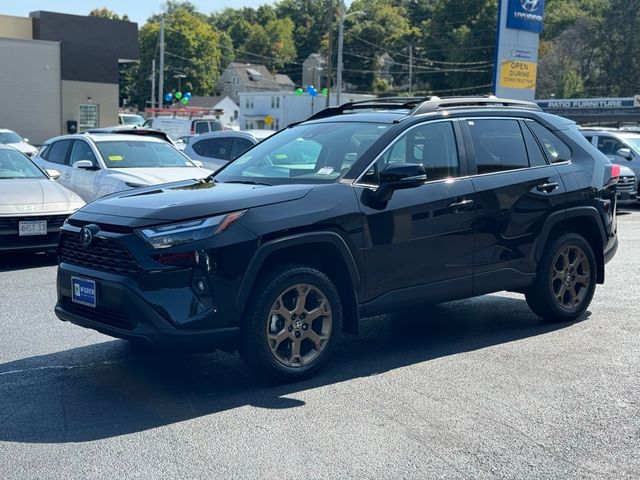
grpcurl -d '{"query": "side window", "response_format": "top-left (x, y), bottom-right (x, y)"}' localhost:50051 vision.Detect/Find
top-left (468, 119), bottom-right (529, 174)
top-left (231, 138), bottom-right (254, 159)
top-left (46, 140), bottom-right (72, 165)
top-left (583, 135), bottom-right (593, 143)
top-left (194, 121), bottom-right (209, 134)
top-left (69, 140), bottom-right (98, 166)
top-left (39, 145), bottom-right (50, 160)
top-left (520, 121), bottom-right (547, 167)
top-left (596, 136), bottom-right (625, 156)
top-left (363, 121), bottom-right (459, 184)
top-left (209, 121), bottom-right (223, 132)
top-left (528, 121), bottom-right (572, 163)
top-left (192, 138), bottom-right (233, 160)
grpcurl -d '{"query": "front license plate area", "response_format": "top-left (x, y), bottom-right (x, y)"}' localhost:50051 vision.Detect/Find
top-left (71, 277), bottom-right (96, 308)
top-left (19, 220), bottom-right (47, 236)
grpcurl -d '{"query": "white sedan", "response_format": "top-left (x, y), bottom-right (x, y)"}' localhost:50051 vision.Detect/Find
top-left (0, 145), bottom-right (84, 252)
top-left (33, 133), bottom-right (212, 202)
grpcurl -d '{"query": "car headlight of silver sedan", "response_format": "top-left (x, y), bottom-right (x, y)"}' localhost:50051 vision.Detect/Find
top-left (136, 211), bottom-right (246, 249)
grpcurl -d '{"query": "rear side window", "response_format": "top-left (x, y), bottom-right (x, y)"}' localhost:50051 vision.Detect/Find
top-left (231, 138), bottom-right (254, 159)
top-left (467, 119), bottom-right (529, 174)
top-left (520, 121), bottom-right (547, 167)
top-left (527, 121), bottom-right (572, 163)
top-left (192, 138), bottom-right (233, 160)
top-left (46, 140), bottom-right (72, 165)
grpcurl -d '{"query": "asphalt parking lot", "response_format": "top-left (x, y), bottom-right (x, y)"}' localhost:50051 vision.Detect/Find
top-left (0, 210), bottom-right (638, 480)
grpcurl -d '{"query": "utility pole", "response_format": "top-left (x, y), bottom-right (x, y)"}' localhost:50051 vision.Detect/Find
top-left (408, 44), bottom-right (413, 96)
top-left (151, 58), bottom-right (156, 109)
top-left (325, 0), bottom-right (333, 108)
top-left (336, 0), bottom-right (345, 106)
top-left (158, 16), bottom-right (165, 109)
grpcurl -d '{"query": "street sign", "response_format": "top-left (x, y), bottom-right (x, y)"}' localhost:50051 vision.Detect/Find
top-left (264, 115), bottom-right (274, 126)
top-left (499, 60), bottom-right (537, 90)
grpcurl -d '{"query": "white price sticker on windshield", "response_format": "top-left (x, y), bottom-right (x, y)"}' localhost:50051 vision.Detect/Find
top-left (317, 167), bottom-right (334, 175)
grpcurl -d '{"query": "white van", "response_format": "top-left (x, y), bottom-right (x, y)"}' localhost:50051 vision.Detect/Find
top-left (142, 117), bottom-right (223, 139)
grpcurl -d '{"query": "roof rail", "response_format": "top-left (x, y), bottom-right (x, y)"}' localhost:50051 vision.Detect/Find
top-left (411, 95), bottom-right (541, 115)
top-left (306, 96), bottom-right (441, 121)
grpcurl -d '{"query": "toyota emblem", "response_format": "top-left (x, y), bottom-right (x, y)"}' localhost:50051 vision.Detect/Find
top-left (80, 225), bottom-right (99, 247)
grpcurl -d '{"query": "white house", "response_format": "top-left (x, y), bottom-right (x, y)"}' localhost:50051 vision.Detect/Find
top-left (186, 95), bottom-right (240, 128)
top-left (239, 91), bottom-right (375, 131)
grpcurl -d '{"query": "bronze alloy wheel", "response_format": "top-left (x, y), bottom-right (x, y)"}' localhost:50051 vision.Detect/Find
top-left (265, 283), bottom-right (332, 368)
top-left (550, 245), bottom-right (591, 310)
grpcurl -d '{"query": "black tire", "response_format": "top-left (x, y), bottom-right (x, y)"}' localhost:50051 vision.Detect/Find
top-left (239, 264), bottom-right (343, 383)
top-left (525, 233), bottom-right (597, 322)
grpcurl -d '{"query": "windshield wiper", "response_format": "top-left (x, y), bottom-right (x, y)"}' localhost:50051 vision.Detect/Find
top-left (221, 180), bottom-right (273, 186)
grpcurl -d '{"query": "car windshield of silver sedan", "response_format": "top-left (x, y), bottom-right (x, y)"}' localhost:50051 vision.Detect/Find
top-left (215, 122), bottom-right (390, 185)
top-left (95, 140), bottom-right (197, 168)
top-left (0, 149), bottom-right (44, 179)
top-left (0, 131), bottom-right (23, 144)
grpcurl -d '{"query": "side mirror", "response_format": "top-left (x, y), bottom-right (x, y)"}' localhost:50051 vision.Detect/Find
top-left (616, 148), bottom-right (633, 160)
top-left (73, 160), bottom-right (97, 170)
top-left (46, 169), bottom-right (61, 179)
top-left (23, 138), bottom-right (29, 143)
top-left (363, 163), bottom-right (427, 208)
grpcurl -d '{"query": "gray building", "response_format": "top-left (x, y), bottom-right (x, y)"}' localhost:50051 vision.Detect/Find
top-left (0, 11), bottom-right (138, 144)
top-left (215, 62), bottom-right (294, 104)
top-left (302, 53), bottom-right (326, 89)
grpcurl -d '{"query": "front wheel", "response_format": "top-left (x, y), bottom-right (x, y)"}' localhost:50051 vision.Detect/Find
top-left (240, 265), bottom-right (342, 383)
top-left (525, 233), bottom-right (597, 322)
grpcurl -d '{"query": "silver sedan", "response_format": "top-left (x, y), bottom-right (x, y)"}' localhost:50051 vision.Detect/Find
top-left (0, 145), bottom-right (84, 252)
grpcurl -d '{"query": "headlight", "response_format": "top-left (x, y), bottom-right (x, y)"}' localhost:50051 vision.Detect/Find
top-left (136, 211), bottom-right (246, 249)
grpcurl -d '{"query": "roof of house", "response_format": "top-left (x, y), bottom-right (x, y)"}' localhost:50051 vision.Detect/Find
top-left (274, 74), bottom-right (295, 88)
top-left (226, 62), bottom-right (280, 90)
top-left (187, 95), bottom-right (238, 109)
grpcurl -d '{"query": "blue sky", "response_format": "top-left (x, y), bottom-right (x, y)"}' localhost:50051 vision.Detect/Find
top-left (1, 1), bottom-right (279, 25)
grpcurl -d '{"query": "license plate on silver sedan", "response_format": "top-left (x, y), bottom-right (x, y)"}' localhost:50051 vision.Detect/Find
top-left (18, 220), bottom-right (47, 236)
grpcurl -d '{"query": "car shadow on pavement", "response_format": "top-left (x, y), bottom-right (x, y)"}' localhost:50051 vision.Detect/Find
top-left (0, 294), bottom-right (585, 444)
top-left (0, 252), bottom-right (58, 272)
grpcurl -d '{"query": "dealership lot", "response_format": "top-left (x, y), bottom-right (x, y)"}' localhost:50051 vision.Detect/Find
top-left (0, 212), bottom-right (638, 479)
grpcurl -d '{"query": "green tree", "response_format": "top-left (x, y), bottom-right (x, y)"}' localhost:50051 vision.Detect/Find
top-left (88, 7), bottom-right (129, 21)
top-left (133, 7), bottom-right (223, 109)
top-left (240, 18), bottom-right (297, 70)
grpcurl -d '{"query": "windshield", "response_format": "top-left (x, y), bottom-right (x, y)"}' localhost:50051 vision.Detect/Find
top-left (622, 136), bottom-right (640, 152)
top-left (0, 149), bottom-right (45, 179)
top-left (0, 131), bottom-right (23, 144)
top-left (120, 115), bottom-right (145, 126)
top-left (95, 141), bottom-right (196, 168)
top-left (215, 122), bottom-right (391, 184)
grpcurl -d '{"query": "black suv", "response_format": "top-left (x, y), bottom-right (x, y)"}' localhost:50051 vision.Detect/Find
top-left (55, 97), bottom-right (619, 382)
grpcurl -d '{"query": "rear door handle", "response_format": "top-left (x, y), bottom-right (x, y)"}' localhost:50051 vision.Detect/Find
top-left (447, 199), bottom-right (474, 212)
top-left (536, 182), bottom-right (559, 193)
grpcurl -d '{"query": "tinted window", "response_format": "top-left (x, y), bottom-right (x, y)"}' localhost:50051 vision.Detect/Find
top-left (209, 121), bottom-right (223, 132)
top-left (193, 138), bottom-right (233, 160)
top-left (231, 138), bottom-right (254, 159)
top-left (70, 140), bottom-right (98, 166)
top-left (47, 140), bottom-right (72, 165)
top-left (194, 121), bottom-right (209, 134)
top-left (468, 119), bottom-right (529, 174)
top-left (520, 121), bottom-right (547, 167)
top-left (528, 122), bottom-right (572, 163)
top-left (596, 136), bottom-right (626, 156)
top-left (364, 121), bottom-right (459, 184)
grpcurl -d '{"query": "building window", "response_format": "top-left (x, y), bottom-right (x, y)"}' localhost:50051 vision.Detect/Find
top-left (78, 104), bottom-right (99, 132)
top-left (275, 118), bottom-right (280, 130)
top-left (234, 110), bottom-right (238, 120)
top-left (271, 96), bottom-right (280, 109)
top-left (245, 98), bottom-right (250, 109)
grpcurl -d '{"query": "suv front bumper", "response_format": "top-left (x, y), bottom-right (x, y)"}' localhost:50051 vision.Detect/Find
top-left (55, 264), bottom-right (240, 352)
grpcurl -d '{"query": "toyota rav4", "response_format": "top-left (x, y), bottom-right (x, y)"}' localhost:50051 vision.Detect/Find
top-left (54, 97), bottom-right (619, 382)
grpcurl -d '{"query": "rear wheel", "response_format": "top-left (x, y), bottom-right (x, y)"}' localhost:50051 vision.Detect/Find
top-left (240, 265), bottom-right (342, 383)
top-left (525, 233), bottom-right (597, 322)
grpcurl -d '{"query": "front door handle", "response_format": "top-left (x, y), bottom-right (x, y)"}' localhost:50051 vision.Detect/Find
top-left (537, 181), bottom-right (559, 193)
top-left (447, 199), bottom-right (474, 212)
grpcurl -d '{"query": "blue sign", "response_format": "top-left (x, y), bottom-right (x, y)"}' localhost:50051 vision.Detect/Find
top-left (72, 277), bottom-right (96, 307)
top-left (506, 0), bottom-right (545, 33)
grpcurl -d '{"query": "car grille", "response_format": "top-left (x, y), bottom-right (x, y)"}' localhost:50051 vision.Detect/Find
top-left (618, 176), bottom-right (636, 192)
top-left (61, 297), bottom-right (135, 330)
top-left (59, 231), bottom-right (141, 275)
top-left (0, 214), bottom-right (68, 231)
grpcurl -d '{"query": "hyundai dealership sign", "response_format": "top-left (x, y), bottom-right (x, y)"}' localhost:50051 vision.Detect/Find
top-left (493, 0), bottom-right (545, 101)
top-left (506, 0), bottom-right (545, 33)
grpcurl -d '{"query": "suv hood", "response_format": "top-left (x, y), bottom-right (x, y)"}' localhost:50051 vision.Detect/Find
top-left (79, 180), bottom-right (314, 223)
top-left (7, 142), bottom-right (38, 155)
top-left (108, 167), bottom-right (212, 185)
